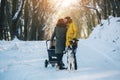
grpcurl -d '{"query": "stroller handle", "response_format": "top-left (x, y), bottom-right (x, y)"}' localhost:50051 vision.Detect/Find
top-left (46, 39), bottom-right (55, 50)
top-left (46, 40), bottom-right (50, 50)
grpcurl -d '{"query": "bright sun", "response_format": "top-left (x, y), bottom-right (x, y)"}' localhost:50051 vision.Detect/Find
top-left (61, 0), bottom-right (76, 8)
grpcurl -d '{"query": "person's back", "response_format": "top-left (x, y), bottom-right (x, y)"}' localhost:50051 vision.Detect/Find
top-left (55, 25), bottom-right (67, 53)
top-left (55, 25), bottom-right (66, 41)
top-left (51, 19), bottom-right (67, 53)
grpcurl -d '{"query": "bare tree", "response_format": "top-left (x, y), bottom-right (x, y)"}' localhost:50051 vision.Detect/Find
top-left (0, 0), bottom-right (11, 40)
top-left (12, 0), bottom-right (26, 40)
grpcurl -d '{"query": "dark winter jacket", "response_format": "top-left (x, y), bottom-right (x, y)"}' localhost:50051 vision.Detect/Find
top-left (51, 24), bottom-right (67, 54)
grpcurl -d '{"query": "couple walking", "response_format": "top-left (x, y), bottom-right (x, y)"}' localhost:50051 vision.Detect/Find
top-left (51, 16), bottom-right (78, 70)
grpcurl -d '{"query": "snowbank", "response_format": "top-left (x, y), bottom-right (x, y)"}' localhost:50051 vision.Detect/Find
top-left (89, 16), bottom-right (120, 49)
top-left (78, 17), bottom-right (120, 69)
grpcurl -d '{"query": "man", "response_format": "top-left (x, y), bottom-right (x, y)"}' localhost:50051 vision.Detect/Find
top-left (64, 16), bottom-right (78, 70)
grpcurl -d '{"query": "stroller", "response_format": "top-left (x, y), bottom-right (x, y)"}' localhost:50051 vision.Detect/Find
top-left (44, 40), bottom-right (57, 68)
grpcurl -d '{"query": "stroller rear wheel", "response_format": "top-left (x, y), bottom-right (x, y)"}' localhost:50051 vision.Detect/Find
top-left (45, 59), bottom-right (48, 68)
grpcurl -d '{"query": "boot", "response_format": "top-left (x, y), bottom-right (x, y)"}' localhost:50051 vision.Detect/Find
top-left (59, 61), bottom-right (67, 70)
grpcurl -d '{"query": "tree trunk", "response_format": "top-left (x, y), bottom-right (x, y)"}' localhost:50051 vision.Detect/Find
top-left (0, 0), bottom-right (8, 40)
top-left (0, 0), bottom-right (6, 40)
top-left (24, 0), bottom-right (29, 40)
top-left (12, 0), bottom-right (25, 40)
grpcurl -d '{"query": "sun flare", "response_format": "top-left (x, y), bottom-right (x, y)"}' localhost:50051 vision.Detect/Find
top-left (61, 0), bottom-right (76, 8)
top-left (49, 0), bottom-right (79, 32)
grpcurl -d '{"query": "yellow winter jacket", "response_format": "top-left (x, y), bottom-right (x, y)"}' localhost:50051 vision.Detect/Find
top-left (66, 22), bottom-right (78, 47)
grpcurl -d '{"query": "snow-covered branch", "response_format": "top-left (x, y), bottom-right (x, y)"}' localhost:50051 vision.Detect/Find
top-left (12, 0), bottom-right (23, 20)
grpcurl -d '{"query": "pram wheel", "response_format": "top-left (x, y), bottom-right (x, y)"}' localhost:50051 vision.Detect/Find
top-left (45, 59), bottom-right (48, 68)
top-left (51, 64), bottom-right (55, 67)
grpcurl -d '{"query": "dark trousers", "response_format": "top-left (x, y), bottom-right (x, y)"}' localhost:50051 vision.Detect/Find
top-left (73, 51), bottom-right (77, 70)
top-left (73, 48), bottom-right (77, 70)
top-left (57, 54), bottom-right (63, 67)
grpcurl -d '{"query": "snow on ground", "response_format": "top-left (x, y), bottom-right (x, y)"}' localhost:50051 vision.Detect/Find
top-left (0, 17), bottom-right (120, 80)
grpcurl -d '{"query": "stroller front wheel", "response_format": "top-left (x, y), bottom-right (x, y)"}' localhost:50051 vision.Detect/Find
top-left (51, 64), bottom-right (55, 67)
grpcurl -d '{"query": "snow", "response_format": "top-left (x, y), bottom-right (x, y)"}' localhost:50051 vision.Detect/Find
top-left (0, 17), bottom-right (120, 80)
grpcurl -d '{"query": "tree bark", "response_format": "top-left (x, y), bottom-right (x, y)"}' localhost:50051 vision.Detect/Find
top-left (12, 0), bottom-right (25, 40)
top-left (0, 0), bottom-right (7, 40)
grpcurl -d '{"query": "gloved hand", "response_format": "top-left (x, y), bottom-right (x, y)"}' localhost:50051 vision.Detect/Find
top-left (73, 38), bottom-right (79, 41)
top-left (63, 47), bottom-right (69, 54)
top-left (73, 38), bottom-right (77, 40)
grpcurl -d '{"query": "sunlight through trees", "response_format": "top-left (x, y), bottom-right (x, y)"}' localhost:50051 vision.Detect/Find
top-left (0, 0), bottom-right (120, 40)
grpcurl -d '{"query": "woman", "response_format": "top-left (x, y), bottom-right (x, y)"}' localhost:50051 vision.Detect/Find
top-left (51, 19), bottom-right (67, 70)
top-left (64, 16), bottom-right (78, 47)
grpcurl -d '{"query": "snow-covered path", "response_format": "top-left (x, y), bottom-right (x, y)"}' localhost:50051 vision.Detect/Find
top-left (0, 40), bottom-right (120, 80)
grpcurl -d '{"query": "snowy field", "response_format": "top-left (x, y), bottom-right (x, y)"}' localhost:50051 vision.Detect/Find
top-left (0, 17), bottom-right (120, 80)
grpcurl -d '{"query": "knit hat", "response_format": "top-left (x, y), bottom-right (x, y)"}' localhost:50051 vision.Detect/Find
top-left (65, 16), bottom-right (71, 20)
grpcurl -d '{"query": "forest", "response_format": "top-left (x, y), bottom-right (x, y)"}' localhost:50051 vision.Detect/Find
top-left (0, 0), bottom-right (120, 41)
